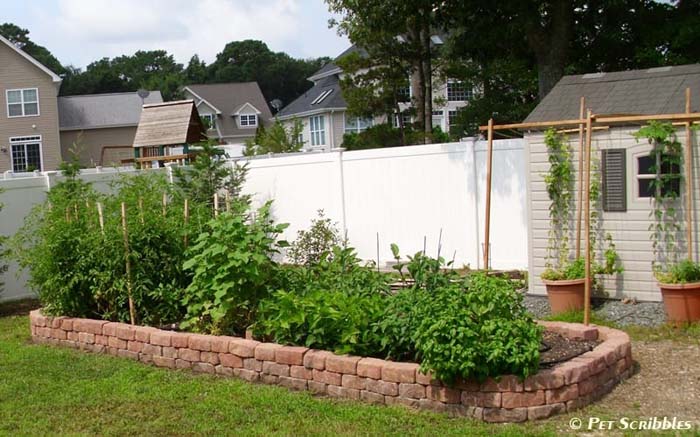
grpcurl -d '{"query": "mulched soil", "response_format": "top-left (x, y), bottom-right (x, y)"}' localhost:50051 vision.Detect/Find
top-left (539, 330), bottom-right (599, 367)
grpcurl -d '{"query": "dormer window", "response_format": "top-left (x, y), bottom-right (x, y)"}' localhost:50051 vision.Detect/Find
top-left (240, 114), bottom-right (257, 127)
top-left (7, 88), bottom-right (39, 117)
top-left (201, 114), bottom-right (216, 130)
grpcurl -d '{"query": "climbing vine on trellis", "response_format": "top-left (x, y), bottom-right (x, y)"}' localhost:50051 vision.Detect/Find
top-left (633, 121), bottom-right (683, 271)
top-left (543, 128), bottom-right (574, 270)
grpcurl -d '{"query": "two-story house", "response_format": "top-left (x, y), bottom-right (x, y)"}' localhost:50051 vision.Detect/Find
top-left (275, 45), bottom-right (473, 151)
top-left (0, 34), bottom-right (62, 173)
top-left (182, 82), bottom-right (273, 156)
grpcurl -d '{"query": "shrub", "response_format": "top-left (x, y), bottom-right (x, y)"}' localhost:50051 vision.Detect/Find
top-left (255, 288), bottom-right (386, 356)
top-left (287, 210), bottom-right (342, 266)
top-left (173, 140), bottom-right (249, 210)
top-left (11, 168), bottom-right (194, 325)
top-left (181, 202), bottom-right (288, 335)
top-left (412, 274), bottom-right (542, 383)
top-left (342, 124), bottom-right (451, 150)
top-left (244, 120), bottom-right (304, 156)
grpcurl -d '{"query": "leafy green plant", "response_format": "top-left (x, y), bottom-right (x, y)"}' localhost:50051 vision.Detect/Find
top-left (287, 210), bottom-right (343, 266)
top-left (244, 120), bottom-right (304, 156)
top-left (181, 202), bottom-right (288, 335)
top-left (542, 128), bottom-right (573, 271)
top-left (414, 274), bottom-right (542, 383)
top-left (0, 189), bottom-right (7, 298)
top-left (173, 140), bottom-right (249, 211)
top-left (656, 259), bottom-right (700, 284)
top-left (255, 288), bottom-right (385, 356)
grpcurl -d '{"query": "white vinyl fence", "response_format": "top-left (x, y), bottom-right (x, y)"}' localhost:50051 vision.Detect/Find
top-left (0, 140), bottom-right (528, 302)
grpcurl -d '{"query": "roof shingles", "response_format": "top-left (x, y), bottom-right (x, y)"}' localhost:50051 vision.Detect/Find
top-left (525, 64), bottom-right (700, 123)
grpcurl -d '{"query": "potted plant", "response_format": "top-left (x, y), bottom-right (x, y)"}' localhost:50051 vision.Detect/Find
top-left (635, 122), bottom-right (700, 324)
top-left (540, 129), bottom-right (622, 314)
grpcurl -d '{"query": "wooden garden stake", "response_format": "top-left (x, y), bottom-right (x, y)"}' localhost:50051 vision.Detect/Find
top-left (138, 197), bottom-right (145, 225)
top-left (162, 192), bottom-right (167, 217)
top-left (97, 202), bottom-right (105, 235)
top-left (575, 96), bottom-right (586, 258)
top-left (213, 193), bottom-right (219, 217)
top-left (685, 87), bottom-right (693, 261)
top-left (65, 207), bottom-right (70, 223)
top-left (225, 191), bottom-right (231, 213)
top-left (183, 198), bottom-right (190, 248)
top-left (121, 202), bottom-right (136, 325)
top-left (483, 118), bottom-right (494, 270)
top-left (583, 110), bottom-right (593, 326)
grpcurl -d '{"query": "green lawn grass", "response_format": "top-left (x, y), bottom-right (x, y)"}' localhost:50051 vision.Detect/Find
top-left (0, 315), bottom-right (555, 436)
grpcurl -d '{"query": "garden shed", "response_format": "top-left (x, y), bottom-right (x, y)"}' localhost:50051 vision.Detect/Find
top-left (132, 100), bottom-right (206, 168)
top-left (523, 64), bottom-right (700, 302)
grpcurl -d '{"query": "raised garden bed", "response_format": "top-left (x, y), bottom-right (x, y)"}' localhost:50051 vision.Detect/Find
top-left (29, 310), bottom-right (632, 423)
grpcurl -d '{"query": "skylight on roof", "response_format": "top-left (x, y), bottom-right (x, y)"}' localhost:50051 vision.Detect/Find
top-left (311, 89), bottom-right (333, 105)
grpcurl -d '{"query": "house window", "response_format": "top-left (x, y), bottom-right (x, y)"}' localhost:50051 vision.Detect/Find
top-left (310, 115), bottom-right (326, 146)
top-left (240, 114), bottom-right (257, 127)
top-left (393, 113), bottom-right (412, 127)
top-left (201, 114), bottom-right (215, 130)
top-left (432, 110), bottom-right (444, 129)
top-left (344, 116), bottom-right (373, 134)
top-left (636, 152), bottom-right (680, 198)
top-left (397, 85), bottom-right (411, 103)
top-left (9, 136), bottom-right (42, 172)
top-left (447, 81), bottom-right (472, 102)
top-left (7, 88), bottom-right (39, 117)
top-left (448, 110), bottom-right (459, 127)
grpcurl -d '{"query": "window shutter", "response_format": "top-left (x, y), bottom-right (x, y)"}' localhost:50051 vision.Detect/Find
top-left (602, 149), bottom-right (627, 212)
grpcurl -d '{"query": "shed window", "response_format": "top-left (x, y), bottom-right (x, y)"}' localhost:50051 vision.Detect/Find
top-left (636, 152), bottom-right (680, 198)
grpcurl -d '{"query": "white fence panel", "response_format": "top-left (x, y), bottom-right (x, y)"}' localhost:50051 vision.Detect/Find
top-left (0, 140), bottom-right (529, 302)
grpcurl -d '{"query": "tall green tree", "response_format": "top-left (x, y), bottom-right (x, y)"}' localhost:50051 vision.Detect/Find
top-left (327, 0), bottom-right (446, 140)
top-left (0, 23), bottom-right (65, 75)
top-left (207, 40), bottom-right (329, 107)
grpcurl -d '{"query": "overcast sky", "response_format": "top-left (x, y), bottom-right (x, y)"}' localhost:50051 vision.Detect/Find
top-left (5, 0), bottom-right (350, 69)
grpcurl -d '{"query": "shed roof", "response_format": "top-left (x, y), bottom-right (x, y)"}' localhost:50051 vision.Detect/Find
top-left (58, 91), bottom-right (163, 130)
top-left (133, 100), bottom-right (205, 148)
top-left (524, 64), bottom-right (700, 123)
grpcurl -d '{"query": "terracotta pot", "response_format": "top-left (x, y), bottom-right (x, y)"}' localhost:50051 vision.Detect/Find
top-left (542, 278), bottom-right (586, 314)
top-left (658, 281), bottom-right (700, 324)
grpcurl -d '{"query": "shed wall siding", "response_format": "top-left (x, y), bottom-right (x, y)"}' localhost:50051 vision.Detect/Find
top-left (526, 126), bottom-right (700, 302)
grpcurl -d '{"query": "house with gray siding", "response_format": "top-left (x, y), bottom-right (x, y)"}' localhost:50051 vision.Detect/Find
top-left (276, 45), bottom-right (473, 151)
top-left (59, 91), bottom-right (163, 166)
top-left (0, 34), bottom-right (62, 173)
top-left (524, 64), bottom-right (700, 302)
top-left (182, 82), bottom-right (272, 156)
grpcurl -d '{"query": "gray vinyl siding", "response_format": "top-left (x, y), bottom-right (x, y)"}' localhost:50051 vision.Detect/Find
top-left (60, 126), bottom-right (137, 167)
top-left (526, 126), bottom-right (700, 302)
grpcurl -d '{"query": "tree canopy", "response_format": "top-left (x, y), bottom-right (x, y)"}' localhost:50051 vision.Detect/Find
top-left (0, 23), bottom-right (329, 108)
top-left (328, 0), bottom-right (700, 138)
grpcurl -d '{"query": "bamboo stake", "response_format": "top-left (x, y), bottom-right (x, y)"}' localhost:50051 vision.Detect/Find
top-left (213, 193), bottom-right (219, 217)
top-left (65, 207), bottom-right (70, 223)
top-left (225, 191), bottom-right (231, 213)
top-left (138, 198), bottom-right (145, 225)
top-left (97, 202), bottom-right (105, 234)
top-left (483, 118), bottom-right (494, 270)
top-left (162, 193), bottom-right (167, 217)
top-left (120, 202), bottom-right (136, 325)
top-left (184, 199), bottom-right (190, 248)
top-left (685, 88), bottom-right (693, 261)
top-left (575, 97), bottom-right (585, 258)
top-left (583, 110), bottom-right (593, 326)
